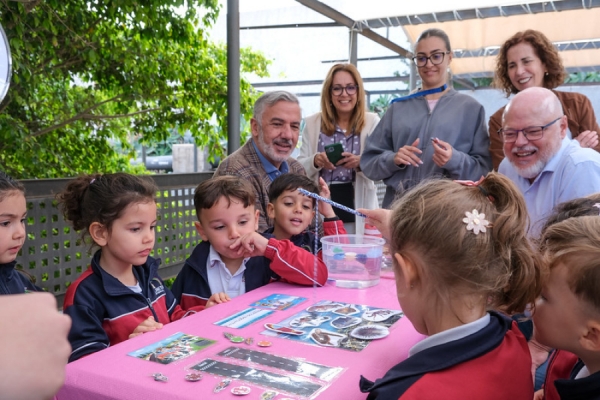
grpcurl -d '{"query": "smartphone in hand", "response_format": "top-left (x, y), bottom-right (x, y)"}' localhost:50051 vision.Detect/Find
top-left (324, 143), bottom-right (344, 165)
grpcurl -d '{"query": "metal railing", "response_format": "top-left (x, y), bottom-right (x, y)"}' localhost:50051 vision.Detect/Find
top-left (19, 173), bottom-right (213, 306)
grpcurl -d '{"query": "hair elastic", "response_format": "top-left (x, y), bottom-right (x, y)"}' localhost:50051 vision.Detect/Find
top-left (454, 176), bottom-right (494, 203)
top-left (477, 185), bottom-right (495, 203)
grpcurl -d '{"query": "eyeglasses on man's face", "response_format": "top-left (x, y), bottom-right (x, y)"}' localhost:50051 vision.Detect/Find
top-left (498, 116), bottom-right (562, 143)
top-left (331, 85), bottom-right (358, 96)
top-left (411, 51), bottom-right (450, 67)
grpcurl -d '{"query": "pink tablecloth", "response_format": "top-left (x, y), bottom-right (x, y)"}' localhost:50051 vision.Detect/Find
top-left (57, 277), bottom-right (424, 400)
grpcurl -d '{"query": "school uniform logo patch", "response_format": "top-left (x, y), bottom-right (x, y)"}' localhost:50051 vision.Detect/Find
top-left (151, 280), bottom-right (165, 296)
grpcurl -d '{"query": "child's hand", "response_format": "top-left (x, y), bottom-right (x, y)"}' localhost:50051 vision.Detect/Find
top-left (358, 208), bottom-right (391, 240)
top-left (129, 316), bottom-right (163, 339)
top-left (206, 292), bottom-right (231, 308)
top-left (317, 178), bottom-right (336, 218)
top-left (230, 232), bottom-right (269, 257)
top-left (533, 389), bottom-right (544, 400)
top-left (318, 177), bottom-right (331, 199)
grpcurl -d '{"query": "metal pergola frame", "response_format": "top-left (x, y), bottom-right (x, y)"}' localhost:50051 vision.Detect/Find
top-left (360, 0), bottom-right (600, 28)
top-left (226, 0), bottom-right (600, 151)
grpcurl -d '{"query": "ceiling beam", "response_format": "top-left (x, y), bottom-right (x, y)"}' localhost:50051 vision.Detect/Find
top-left (241, 22), bottom-right (340, 30)
top-left (363, 0), bottom-right (600, 28)
top-left (295, 0), bottom-right (412, 58)
top-left (251, 75), bottom-right (410, 88)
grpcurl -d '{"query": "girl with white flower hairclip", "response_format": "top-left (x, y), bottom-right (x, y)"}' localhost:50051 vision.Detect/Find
top-left (359, 172), bottom-right (543, 399)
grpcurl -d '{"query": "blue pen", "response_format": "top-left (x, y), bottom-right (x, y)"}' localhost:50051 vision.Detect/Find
top-left (297, 188), bottom-right (367, 218)
top-left (431, 137), bottom-right (447, 151)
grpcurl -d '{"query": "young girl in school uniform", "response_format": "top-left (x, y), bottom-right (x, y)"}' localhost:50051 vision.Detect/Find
top-left (359, 172), bottom-right (543, 399)
top-left (59, 173), bottom-right (194, 362)
top-left (0, 171), bottom-right (41, 294)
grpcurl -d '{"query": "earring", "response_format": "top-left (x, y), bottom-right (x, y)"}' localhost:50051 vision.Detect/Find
top-left (545, 71), bottom-right (549, 76)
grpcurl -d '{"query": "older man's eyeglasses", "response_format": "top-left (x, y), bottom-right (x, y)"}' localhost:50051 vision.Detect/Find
top-left (411, 51), bottom-right (450, 67)
top-left (498, 116), bottom-right (562, 143)
top-left (331, 85), bottom-right (358, 96)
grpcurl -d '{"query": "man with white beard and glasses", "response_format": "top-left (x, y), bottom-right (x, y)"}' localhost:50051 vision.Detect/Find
top-left (498, 87), bottom-right (600, 237)
top-left (214, 91), bottom-right (305, 232)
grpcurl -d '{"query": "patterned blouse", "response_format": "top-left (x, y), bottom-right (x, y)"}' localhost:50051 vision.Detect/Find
top-left (317, 126), bottom-right (360, 183)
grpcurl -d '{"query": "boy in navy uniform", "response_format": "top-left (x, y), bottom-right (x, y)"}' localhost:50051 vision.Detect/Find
top-left (172, 176), bottom-right (327, 311)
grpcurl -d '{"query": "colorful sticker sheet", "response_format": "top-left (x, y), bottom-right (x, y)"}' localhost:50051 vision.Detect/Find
top-left (187, 345), bottom-right (344, 398)
top-left (218, 346), bottom-right (343, 382)
top-left (260, 300), bottom-right (403, 352)
top-left (128, 332), bottom-right (216, 364)
top-left (215, 294), bottom-right (307, 329)
top-left (214, 307), bottom-right (275, 328)
top-left (249, 294), bottom-right (307, 311)
top-left (191, 358), bottom-right (325, 397)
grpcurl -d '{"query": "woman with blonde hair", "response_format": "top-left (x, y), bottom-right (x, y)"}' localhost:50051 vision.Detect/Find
top-left (298, 63), bottom-right (379, 234)
top-left (489, 29), bottom-right (600, 170)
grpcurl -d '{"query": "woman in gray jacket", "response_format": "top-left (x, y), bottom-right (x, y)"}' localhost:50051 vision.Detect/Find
top-left (361, 28), bottom-right (492, 208)
top-left (298, 63), bottom-right (380, 234)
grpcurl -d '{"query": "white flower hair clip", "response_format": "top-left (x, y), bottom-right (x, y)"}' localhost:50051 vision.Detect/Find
top-left (463, 209), bottom-right (490, 235)
top-left (594, 203), bottom-right (600, 215)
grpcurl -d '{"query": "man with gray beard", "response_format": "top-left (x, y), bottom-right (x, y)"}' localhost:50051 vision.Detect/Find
top-left (498, 87), bottom-right (600, 237)
top-left (214, 91), bottom-right (305, 232)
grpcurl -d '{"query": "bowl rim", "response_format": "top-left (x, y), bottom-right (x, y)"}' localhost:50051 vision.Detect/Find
top-left (320, 234), bottom-right (386, 246)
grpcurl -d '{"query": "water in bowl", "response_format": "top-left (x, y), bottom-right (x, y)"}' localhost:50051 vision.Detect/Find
top-left (321, 234), bottom-right (385, 289)
top-left (322, 253), bottom-right (382, 288)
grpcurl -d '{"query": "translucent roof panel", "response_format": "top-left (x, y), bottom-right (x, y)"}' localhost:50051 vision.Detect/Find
top-left (239, 0), bottom-right (534, 22)
top-left (401, 6), bottom-right (600, 77)
top-left (235, 0), bottom-right (600, 78)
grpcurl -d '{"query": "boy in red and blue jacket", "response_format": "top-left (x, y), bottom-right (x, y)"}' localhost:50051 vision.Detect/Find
top-left (532, 216), bottom-right (600, 400)
top-left (263, 173), bottom-right (346, 255)
top-left (171, 176), bottom-right (328, 311)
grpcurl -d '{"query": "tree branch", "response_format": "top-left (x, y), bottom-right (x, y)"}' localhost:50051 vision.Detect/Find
top-left (84, 108), bottom-right (161, 120)
top-left (7, 0), bottom-right (42, 13)
top-left (30, 105), bottom-right (160, 138)
top-left (0, 95), bottom-right (11, 114)
top-left (33, 57), bottom-right (84, 76)
top-left (29, 94), bottom-right (126, 137)
top-left (41, 3), bottom-right (96, 49)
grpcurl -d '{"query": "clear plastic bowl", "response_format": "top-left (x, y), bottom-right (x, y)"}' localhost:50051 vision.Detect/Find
top-left (321, 234), bottom-right (385, 288)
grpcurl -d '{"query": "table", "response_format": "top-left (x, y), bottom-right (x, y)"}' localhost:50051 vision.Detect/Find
top-left (56, 276), bottom-right (424, 400)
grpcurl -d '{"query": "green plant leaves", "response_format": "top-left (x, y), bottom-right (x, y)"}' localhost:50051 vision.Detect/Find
top-left (0, 0), bottom-right (270, 178)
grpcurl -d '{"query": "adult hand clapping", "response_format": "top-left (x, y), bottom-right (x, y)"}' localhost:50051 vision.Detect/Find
top-left (575, 130), bottom-right (599, 149)
top-left (394, 138), bottom-right (422, 167)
